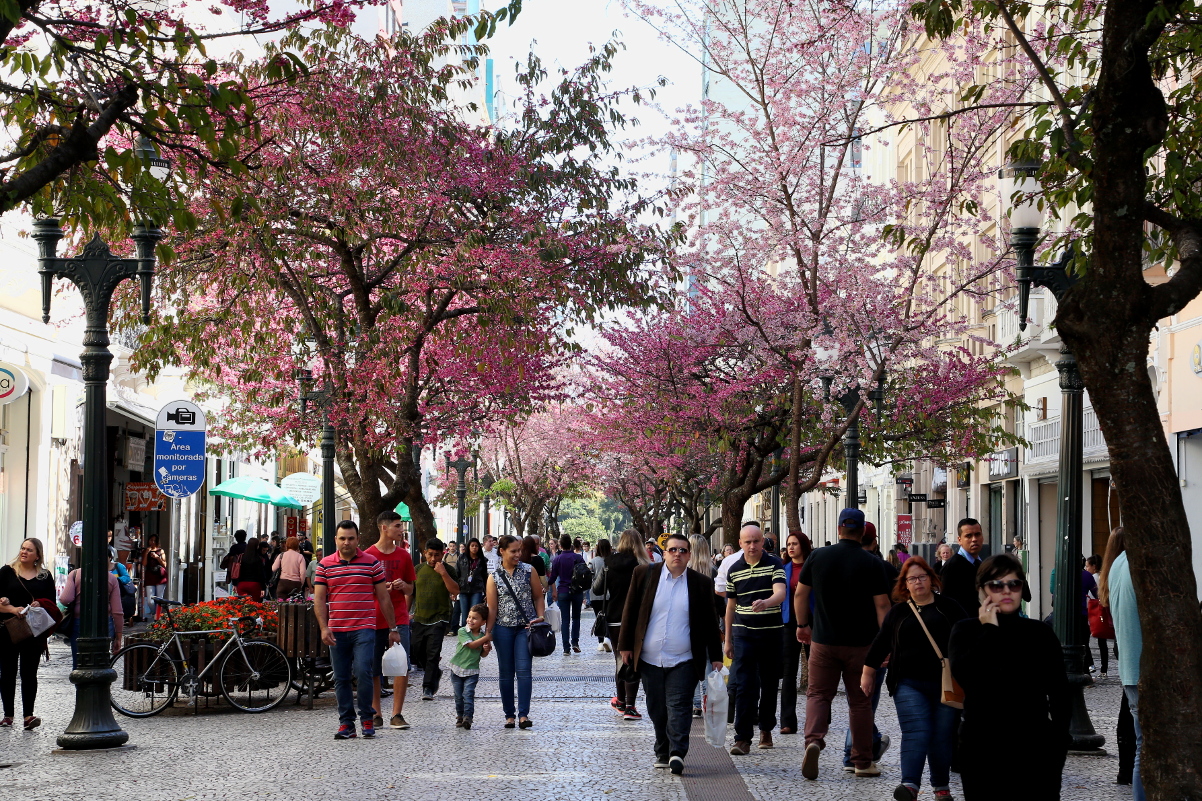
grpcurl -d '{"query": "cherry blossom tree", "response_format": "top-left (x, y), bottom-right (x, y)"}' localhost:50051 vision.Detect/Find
top-left (135, 26), bottom-right (676, 546)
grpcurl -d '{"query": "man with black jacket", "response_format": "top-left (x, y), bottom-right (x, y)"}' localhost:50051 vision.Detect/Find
top-left (940, 518), bottom-right (985, 615)
top-left (619, 532), bottom-right (723, 776)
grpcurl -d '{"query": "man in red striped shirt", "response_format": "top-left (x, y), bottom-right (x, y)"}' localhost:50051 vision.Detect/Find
top-left (315, 520), bottom-right (400, 740)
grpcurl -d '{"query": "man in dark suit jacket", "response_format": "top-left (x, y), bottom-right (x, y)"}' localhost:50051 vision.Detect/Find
top-left (619, 532), bottom-right (723, 776)
top-left (941, 518), bottom-right (985, 615)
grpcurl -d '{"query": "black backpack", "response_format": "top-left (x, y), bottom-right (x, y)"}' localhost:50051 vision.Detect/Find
top-left (569, 559), bottom-right (594, 594)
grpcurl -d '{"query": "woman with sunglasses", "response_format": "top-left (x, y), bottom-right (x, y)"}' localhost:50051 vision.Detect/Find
top-left (948, 554), bottom-right (1070, 799)
top-left (862, 556), bottom-right (966, 801)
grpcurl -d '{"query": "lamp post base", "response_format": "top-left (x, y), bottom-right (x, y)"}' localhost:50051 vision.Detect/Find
top-left (1064, 645), bottom-right (1106, 753)
top-left (56, 639), bottom-right (128, 751)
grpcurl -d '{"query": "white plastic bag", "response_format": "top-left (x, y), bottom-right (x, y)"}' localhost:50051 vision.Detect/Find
top-left (25, 605), bottom-right (57, 638)
top-left (380, 641), bottom-right (409, 677)
top-left (703, 666), bottom-right (730, 748)
top-left (544, 604), bottom-right (562, 633)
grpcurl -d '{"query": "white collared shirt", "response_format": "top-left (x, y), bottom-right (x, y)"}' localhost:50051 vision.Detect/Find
top-left (714, 551), bottom-right (743, 594)
top-left (641, 566), bottom-right (692, 668)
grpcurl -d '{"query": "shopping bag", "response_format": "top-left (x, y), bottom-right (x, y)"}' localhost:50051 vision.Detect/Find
top-left (544, 605), bottom-right (562, 633)
top-left (703, 667), bottom-right (730, 748)
top-left (25, 605), bottom-right (57, 638)
top-left (380, 642), bottom-right (409, 677)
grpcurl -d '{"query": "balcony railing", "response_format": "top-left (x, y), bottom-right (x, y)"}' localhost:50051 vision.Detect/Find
top-left (1025, 407), bottom-right (1109, 465)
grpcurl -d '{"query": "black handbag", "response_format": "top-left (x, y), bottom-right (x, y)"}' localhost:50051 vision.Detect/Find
top-left (591, 566), bottom-right (609, 637)
top-left (497, 568), bottom-right (556, 658)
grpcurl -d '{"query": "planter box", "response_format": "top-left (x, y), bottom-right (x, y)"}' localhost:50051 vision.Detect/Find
top-left (123, 634), bottom-right (274, 698)
top-left (276, 602), bottom-right (327, 659)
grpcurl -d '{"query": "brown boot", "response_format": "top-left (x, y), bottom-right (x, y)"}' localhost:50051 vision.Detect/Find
top-left (729, 740), bottom-right (752, 755)
top-left (758, 730), bottom-right (774, 749)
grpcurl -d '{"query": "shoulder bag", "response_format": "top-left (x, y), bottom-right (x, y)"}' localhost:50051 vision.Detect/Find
top-left (908, 600), bottom-right (965, 709)
top-left (2, 572), bottom-right (42, 644)
top-left (497, 567), bottom-right (556, 658)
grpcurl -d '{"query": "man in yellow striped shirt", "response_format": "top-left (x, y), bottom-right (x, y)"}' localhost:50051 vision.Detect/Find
top-left (723, 522), bottom-right (787, 755)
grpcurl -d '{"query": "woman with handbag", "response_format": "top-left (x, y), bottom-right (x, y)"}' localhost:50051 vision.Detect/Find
top-left (486, 534), bottom-right (546, 729)
top-left (59, 555), bottom-right (125, 668)
top-left (590, 539), bottom-right (611, 651)
top-left (272, 537), bottom-right (308, 599)
top-left (948, 554), bottom-right (1071, 800)
top-left (862, 556), bottom-right (967, 801)
top-left (0, 538), bottom-right (57, 729)
top-left (235, 538), bottom-right (271, 601)
top-left (599, 529), bottom-right (648, 720)
top-left (141, 533), bottom-right (169, 617)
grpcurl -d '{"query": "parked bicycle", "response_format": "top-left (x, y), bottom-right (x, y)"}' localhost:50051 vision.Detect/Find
top-left (110, 598), bottom-right (292, 716)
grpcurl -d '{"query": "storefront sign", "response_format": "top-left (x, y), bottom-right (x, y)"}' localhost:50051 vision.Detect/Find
top-left (896, 514), bottom-right (913, 545)
top-left (926, 499), bottom-right (946, 509)
top-left (154, 400), bottom-right (207, 498)
top-left (285, 516), bottom-right (298, 538)
top-left (298, 518), bottom-right (309, 533)
top-left (987, 447), bottom-right (1019, 481)
top-left (69, 520), bottom-right (83, 547)
top-left (126, 436), bottom-right (146, 469)
top-left (1192, 342), bottom-right (1202, 375)
top-left (280, 472), bottom-right (322, 505)
top-left (956, 462), bottom-right (972, 488)
top-left (907, 493), bottom-right (928, 504)
top-left (125, 482), bottom-right (167, 512)
top-left (0, 362), bottom-right (30, 405)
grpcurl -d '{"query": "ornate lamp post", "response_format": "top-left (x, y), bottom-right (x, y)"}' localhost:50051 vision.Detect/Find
top-left (816, 330), bottom-right (887, 512)
top-left (445, 452), bottom-right (475, 544)
top-left (33, 217), bottom-right (163, 750)
top-left (479, 472), bottom-right (495, 541)
top-left (294, 342), bottom-right (337, 554)
top-left (1006, 158), bottom-right (1105, 753)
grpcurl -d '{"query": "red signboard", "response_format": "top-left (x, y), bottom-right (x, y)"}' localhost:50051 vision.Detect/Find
top-left (125, 482), bottom-right (166, 512)
top-left (896, 514), bottom-right (913, 546)
top-left (297, 518), bottom-right (309, 533)
top-left (285, 516), bottom-right (298, 539)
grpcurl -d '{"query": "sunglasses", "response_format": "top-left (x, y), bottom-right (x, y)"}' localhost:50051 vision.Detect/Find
top-left (984, 579), bottom-right (1025, 592)
top-left (666, 547), bottom-right (690, 555)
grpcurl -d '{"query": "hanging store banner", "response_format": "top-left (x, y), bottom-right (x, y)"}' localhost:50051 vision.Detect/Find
top-left (125, 482), bottom-right (167, 512)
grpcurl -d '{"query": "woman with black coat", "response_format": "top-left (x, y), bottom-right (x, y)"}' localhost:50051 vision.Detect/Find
top-left (234, 538), bottom-right (271, 601)
top-left (457, 538), bottom-right (490, 623)
top-left (948, 554), bottom-right (1070, 800)
top-left (598, 529), bottom-right (649, 719)
top-left (863, 556), bottom-right (966, 800)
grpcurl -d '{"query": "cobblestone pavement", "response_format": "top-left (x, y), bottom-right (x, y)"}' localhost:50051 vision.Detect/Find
top-left (2, 614), bottom-right (1136, 801)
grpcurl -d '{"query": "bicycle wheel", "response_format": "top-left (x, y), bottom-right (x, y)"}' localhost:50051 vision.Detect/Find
top-left (219, 641), bottom-right (292, 712)
top-left (110, 643), bottom-right (179, 717)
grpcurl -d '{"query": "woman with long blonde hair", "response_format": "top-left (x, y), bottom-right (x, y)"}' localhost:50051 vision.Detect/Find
top-left (0, 538), bottom-right (56, 729)
top-left (604, 529), bottom-right (648, 719)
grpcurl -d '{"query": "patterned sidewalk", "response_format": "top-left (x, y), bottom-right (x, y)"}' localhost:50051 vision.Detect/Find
top-left (1, 615), bottom-right (1134, 801)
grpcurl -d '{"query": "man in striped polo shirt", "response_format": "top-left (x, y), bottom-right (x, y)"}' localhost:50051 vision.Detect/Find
top-left (315, 520), bottom-right (401, 740)
top-left (724, 522), bottom-right (787, 755)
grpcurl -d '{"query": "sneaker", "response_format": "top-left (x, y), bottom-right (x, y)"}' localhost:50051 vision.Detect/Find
top-left (573, 645), bottom-right (581, 652)
top-left (611, 697), bottom-right (625, 712)
top-left (758, 730), bottom-right (773, 749)
top-left (361, 720), bottom-right (376, 739)
top-left (669, 756), bottom-right (684, 776)
top-left (462, 717), bottom-right (472, 730)
top-left (933, 790), bottom-right (955, 800)
top-left (1100, 672), bottom-right (1108, 679)
top-left (389, 714), bottom-right (409, 729)
top-left (623, 707), bottom-right (643, 721)
top-left (602, 642), bottom-right (612, 652)
top-left (844, 765), bottom-right (857, 773)
top-left (874, 734), bottom-right (892, 762)
top-left (597, 642), bottom-right (608, 652)
top-left (654, 756), bottom-right (670, 769)
top-left (895, 785), bottom-right (919, 801)
top-left (693, 707), bottom-right (703, 718)
top-left (421, 690), bottom-right (434, 701)
top-left (729, 741), bottom-right (752, 756)
top-left (802, 742), bottom-right (821, 780)
top-left (855, 763), bottom-right (882, 777)
top-left (373, 713), bottom-right (384, 728)
top-left (455, 715), bottom-right (464, 728)
top-left (334, 724), bottom-right (357, 740)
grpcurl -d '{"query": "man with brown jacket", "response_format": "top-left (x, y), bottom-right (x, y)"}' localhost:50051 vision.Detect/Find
top-left (619, 532), bottom-right (724, 776)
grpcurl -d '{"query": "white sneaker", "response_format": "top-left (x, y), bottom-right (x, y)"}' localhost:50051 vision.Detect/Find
top-left (855, 762), bottom-right (882, 777)
top-left (669, 756), bottom-right (684, 775)
top-left (654, 756), bottom-right (670, 769)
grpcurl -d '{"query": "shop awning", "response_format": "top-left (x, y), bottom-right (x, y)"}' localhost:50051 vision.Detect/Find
top-left (210, 476), bottom-right (303, 509)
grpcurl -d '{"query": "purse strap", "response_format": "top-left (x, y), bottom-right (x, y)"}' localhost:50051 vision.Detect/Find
top-left (908, 600), bottom-right (946, 660)
top-left (497, 566), bottom-right (532, 626)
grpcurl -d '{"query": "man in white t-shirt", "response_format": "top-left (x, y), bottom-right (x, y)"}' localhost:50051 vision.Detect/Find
top-left (482, 535), bottom-right (501, 573)
top-left (715, 549), bottom-right (744, 597)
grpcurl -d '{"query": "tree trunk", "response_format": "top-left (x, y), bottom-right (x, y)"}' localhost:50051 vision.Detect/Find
top-left (1054, 0), bottom-right (1202, 792)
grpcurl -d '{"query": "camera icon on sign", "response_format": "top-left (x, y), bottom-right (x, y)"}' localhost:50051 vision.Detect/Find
top-left (166, 408), bottom-right (196, 426)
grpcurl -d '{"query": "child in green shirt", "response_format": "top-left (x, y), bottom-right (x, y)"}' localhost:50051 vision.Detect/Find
top-left (450, 603), bottom-right (491, 730)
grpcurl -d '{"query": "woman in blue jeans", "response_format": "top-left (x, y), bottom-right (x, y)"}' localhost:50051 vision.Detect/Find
top-left (549, 535), bottom-right (585, 654)
top-left (457, 538), bottom-right (489, 624)
top-left (486, 534), bottom-right (545, 728)
top-left (862, 556), bottom-right (967, 801)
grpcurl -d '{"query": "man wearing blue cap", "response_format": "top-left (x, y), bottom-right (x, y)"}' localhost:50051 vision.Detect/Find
top-left (795, 508), bottom-right (892, 779)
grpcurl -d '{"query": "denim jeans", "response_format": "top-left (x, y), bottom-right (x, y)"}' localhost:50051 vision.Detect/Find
top-left (641, 660), bottom-right (696, 759)
top-left (493, 625), bottom-right (532, 719)
top-left (458, 592), bottom-right (484, 629)
top-left (332, 628), bottom-right (376, 726)
top-left (451, 672), bottom-right (479, 719)
top-left (844, 664), bottom-right (886, 766)
top-left (892, 678), bottom-right (956, 789)
top-left (556, 591), bottom-right (584, 651)
top-left (731, 631), bottom-right (782, 742)
top-left (1125, 685), bottom-right (1145, 801)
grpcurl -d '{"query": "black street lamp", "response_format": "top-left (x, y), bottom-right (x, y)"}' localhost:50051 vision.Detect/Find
top-left (1006, 158), bottom-right (1105, 753)
top-left (294, 355), bottom-right (337, 555)
top-left (33, 217), bottom-right (163, 750)
top-left (479, 472), bottom-right (495, 541)
top-left (816, 331), bottom-right (887, 512)
top-left (445, 452), bottom-right (475, 544)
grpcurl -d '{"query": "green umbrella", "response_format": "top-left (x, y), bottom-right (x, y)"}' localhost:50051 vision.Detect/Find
top-left (395, 501), bottom-right (412, 521)
top-left (210, 475), bottom-right (303, 509)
